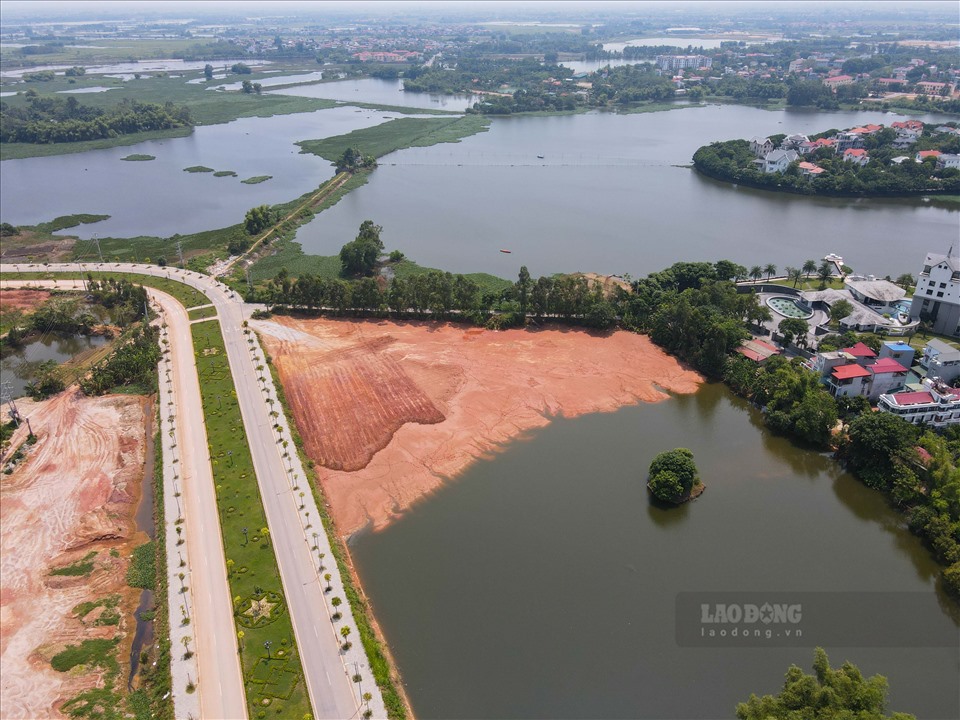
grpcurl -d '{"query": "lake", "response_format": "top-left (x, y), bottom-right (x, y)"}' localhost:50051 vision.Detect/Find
top-left (350, 383), bottom-right (959, 719)
top-left (269, 76), bottom-right (475, 112)
top-left (0, 106), bottom-right (423, 239)
top-left (293, 104), bottom-right (957, 279)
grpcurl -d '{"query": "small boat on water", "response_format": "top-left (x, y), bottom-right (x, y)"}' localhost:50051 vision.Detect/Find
top-left (500, 249), bottom-right (512, 254)
top-left (537, 154), bottom-right (544, 159)
top-left (823, 253), bottom-right (844, 264)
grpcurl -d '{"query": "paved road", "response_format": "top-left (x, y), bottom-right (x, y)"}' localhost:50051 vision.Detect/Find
top-left (1, 264), bottom-right (380, 719)
top-left (1, 278), bottom-right (246, 720)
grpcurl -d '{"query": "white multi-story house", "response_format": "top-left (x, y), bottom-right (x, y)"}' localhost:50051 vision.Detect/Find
top-left (878, 379), bottom-right (960, 427)
top-left (762, 149), bottom-right (799, 173)
top-left (910, 251), bottom-right (960, 338)
top-left (843, 148), bottom-right (870, 166)
top-left (865, 357), bottom-right (909, 401)
top-left (749, 137), bottom-right (774, 157)
top-left (919, 338), bottom-right (960, 383)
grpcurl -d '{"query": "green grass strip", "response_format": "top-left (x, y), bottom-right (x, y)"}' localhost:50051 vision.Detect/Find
top-left (297, 114), bottom-right (490, 162)
top-left (187, 305), bottom-right (218, 321)
top-left (190, 320), bottom-right (311, 719)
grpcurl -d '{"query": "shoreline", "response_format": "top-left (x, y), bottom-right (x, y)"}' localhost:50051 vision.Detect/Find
top-left (257, 316), bottom-right (704, 536)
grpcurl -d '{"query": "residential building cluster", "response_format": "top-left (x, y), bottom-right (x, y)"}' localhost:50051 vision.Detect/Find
top-left (748, 122), bottom-right (960, 175)
top-left (739, 249), bottom-right (960, 426)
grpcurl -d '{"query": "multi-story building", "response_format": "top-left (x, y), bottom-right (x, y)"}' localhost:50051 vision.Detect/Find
top-left (655, 55), bottom-right (712, 71)
top-left (919, 338), bottom-right (960, 383)
top-left (878, 378), bottom-right (960, 427)
top-left (910, 251), bottom-right (960, 338)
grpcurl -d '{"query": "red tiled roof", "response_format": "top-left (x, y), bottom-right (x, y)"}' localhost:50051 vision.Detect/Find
top-left (844, 148), bottom-right (868, 157)
top-left (918, 150), bottom-right (942, 158)
top-left (869, 357), bottom-right (908, 374)
top-left (890, 391), bottom-right (934, 406)
top-left (832, 364), bottom-right (871, 380)
top-left (841, 342), bottom-right (877, 357)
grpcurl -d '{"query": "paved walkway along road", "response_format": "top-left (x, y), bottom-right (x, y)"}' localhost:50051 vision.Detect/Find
top-left (1, 278), bottom-right (246, 720)
top-left (1, 264), bottom-right (385, 719)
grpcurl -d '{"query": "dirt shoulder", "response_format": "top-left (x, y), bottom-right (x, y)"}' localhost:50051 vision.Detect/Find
top-left (0, 389), bottom-right (148, 719)
top-left (257, 317), bottom-right (703, 535)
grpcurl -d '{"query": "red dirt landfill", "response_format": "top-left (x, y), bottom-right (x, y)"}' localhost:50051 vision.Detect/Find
top-left (256, 317), bottom-right (703, 535)
top-left (0, 389), bottom-right (147, 719)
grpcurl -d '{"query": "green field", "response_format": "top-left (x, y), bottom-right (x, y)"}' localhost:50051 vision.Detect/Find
top-left (190, 320), bottom-right (311, 719)
top-left (297, 114), bottom-right (490, 162)
top-left (187, 305), bottom-right (217, 321)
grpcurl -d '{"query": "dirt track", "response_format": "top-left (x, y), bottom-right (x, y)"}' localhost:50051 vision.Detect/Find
top-left (0, 389), bottom-right (147, 719)
top-left (257, 317), bottom-right (703, 535)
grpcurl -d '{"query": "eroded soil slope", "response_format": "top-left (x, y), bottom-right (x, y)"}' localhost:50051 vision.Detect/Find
top-left (257, 317), bottom-right (702, 535)
top-left (0, 389), bottom-right (147, 719)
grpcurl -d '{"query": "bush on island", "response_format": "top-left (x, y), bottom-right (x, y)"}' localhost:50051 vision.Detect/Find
top-left (647, 448), bottom-right (700, 503)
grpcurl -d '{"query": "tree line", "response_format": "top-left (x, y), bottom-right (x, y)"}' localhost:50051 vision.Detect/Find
top-left (0, 94), bottom-right (193, 145)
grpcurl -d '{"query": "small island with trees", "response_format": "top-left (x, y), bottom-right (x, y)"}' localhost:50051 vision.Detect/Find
top-left (647, 448), bottom-right (704, 505)
top-left (693, 121), bottom-right (960, 196)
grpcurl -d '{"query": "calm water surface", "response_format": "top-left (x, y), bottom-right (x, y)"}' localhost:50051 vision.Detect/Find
top-left (351, 383), bottom-right (959, 719)
top-left (296, 104), bottom-right (957, 278)
top-left (0, 106), bottom-right (415, 238)
top-left (269, 76), bottom-right (475, 112)
top-left (1, 333), bottom-right (108, 398)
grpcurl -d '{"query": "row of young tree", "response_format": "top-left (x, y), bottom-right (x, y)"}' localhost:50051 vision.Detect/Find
top-left (0, 95), bottom-right (193, 145)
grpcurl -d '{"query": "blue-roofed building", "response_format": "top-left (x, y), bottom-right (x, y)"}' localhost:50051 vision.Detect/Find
top-left (880, 341), bottom-right (915, 368)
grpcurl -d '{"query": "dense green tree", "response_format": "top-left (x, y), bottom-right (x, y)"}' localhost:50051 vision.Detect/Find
top-left (203, 63), bottom-right (214, 81)
top-left (829, 299), bottom-right (854, 324)
top-left (244, 205), bottom-right (275, 235)
top-left (516, 266), bottom-right (531, 317)
top-left (777, 317), bottom-right (809, 346)
top-left (843, 412), bottom-right (919, 490)
top-left (648, 448), bottom-right (699, 500)
top-left (736, 647), bottom-right (914, 720)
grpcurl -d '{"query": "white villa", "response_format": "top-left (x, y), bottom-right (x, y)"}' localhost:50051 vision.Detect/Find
top-left (910, 250), bottom-right (960, 338)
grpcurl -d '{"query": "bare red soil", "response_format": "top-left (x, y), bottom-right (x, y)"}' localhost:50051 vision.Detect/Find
top-left (257, 317), bottom-right (703, 535)
top-left (0, 288), bottom-right (52, 312)
top-left (0, 389), bottom-right (148, 719)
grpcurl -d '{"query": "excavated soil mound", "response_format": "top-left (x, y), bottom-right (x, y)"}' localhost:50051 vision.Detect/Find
top-left (0, 288), bottom-right (52, 312)
top-left (257, 317), bottom-right (703, 535)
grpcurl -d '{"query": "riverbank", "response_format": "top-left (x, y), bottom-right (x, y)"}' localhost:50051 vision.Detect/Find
top-left (255, 315), bottom-right (703, 535)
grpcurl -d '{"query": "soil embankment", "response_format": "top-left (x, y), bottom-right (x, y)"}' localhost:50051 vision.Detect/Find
top-left (257, 317), bottom-right (703, 535)
top-left (0, 389), bottom-right (148, 718)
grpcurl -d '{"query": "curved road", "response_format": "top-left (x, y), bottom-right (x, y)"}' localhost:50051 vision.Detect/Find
top-left (1, 264), bottom-right (381, 719)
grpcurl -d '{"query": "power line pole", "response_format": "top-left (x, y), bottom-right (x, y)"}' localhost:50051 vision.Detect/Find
top-left (1, 381), bottom-right (21, 427)
top-left (94, 233), bottom-right (104, 264)
top-left (177, 239), bottom-right (185, 269)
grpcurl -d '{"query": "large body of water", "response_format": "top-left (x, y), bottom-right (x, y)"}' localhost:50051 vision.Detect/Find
top-left (268, 76), bottom-right (475, 112)
top-left (294, 104), bottom-right (956, 279)
top-left (351, 384), bottom-right (959, 719)
top-left (0, 105), bottom-right (420, 239)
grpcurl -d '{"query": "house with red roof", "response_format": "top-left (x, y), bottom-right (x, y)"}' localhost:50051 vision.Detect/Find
top-left (823, 74), bottom-right (854, 88)
top-left (843, 148), bottom-right (869, 166)
top-left (866, 357), bottom-right (909, 400)
top-left (736, 338), bottom-right (780, 363)
top-left (841, 342), bottom-right (878, 363)
top-left (829, 363), bottom-right (871, 398)
top-left (879, 378), bottom-right (960, 427)
top-left (798, 161), bottom-right (825, 177)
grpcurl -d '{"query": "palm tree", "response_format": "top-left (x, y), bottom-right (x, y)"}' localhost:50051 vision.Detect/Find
top-left (749, 265), bottom-right (763, 283)
top-left (763, 263), bottom-right (777, 281)
top-left (324, 573), bottom-right (332, 592)
top-left (340, 625), bottom-right (352, 649)
top-left (331, 596), bottom-right (342, 620)
top-left (817, 261), bottom-right (833, 290)
top-left (802, 259), bottom-right (817, 278)
top-left (786, 266), bottom-right (802, 288)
